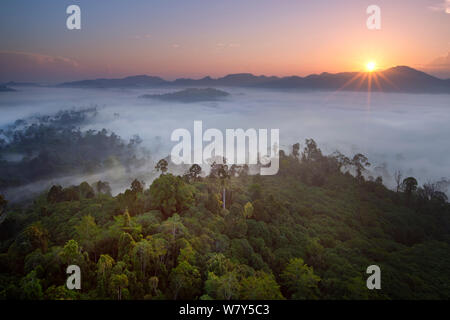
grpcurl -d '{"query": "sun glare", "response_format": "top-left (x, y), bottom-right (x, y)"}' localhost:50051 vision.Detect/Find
top-left (366, 61), bottom-right (376, 72)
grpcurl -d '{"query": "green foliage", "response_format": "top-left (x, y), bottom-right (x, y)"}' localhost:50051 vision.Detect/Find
top-left (149, 174), bottom-right (194, 218)
top-left (20, 270), bottom-right (43, 300)
top-left (205, 271), bottom-right (240, 300)
top-left (131, 179), bottom-right (145, 194)
top-left (402, 177), bottom-right (418, 195)
top-left (170, 260), bottom-right (201, 299)
top-left (45, 285), bottom-right (78, 300)
top-left (0, 111), bottom-right (145, 191)
top-left (111, 273), bottom-right (128, 300)
top-left (243, 202), bottom-right (254, 219)
top-left (1, 139), bottom-right (449, 300)
top-left (155, 159), bottom-right (168, 174)
top-left (75, 215), bottom-right (100, 261)
top-left (239, 271), bottom-right (284, 300)
top-left (281, 258), bottom-right (320, 299)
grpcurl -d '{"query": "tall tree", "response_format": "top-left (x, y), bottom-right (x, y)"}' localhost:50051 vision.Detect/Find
top-left (132, 239), bottom-right (153, 280)
top-left (401, 177), bottom-right (418, 196)
top-left (155, 159), bottom-right (169, 174)
top-left (217, 161), bottom-right (230, 209)
top-left (292, 143), bottom-right (300, 159)
top-left (60, 240), bottom-right (84, 266)
top-left (188, 164), bottom-right (202, 181)
top-left (281, 258), bottom-right (321, 299)
top-left (118, 232), bottom-right (136, 261)
top-left (130, 179), bottom-right (145, 194)
top-left (149, 174), bottom-right (194, 218)
top-left (302, 139), bottom-right (322, 162)
top-left (243, 202), bottom-right (254, 219)
top-left (351, 153), bottom-right (370, 180)
top-left (75, 215), bottom-right (100, 261)
top-left (331, 151), bottom-right (351, 171)
top-left (111, 274), bottom-right (128, 300)
top-left (97, 254), bottom-right (115, 297)
top-left (205, 271), bottom-right (240, 300)
top-left (169, 260), bottom-right (201, 300)
top-left (394, 170), bottom-right (403, 192)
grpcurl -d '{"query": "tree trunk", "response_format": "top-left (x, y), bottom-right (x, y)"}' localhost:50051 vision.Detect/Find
top-left (222, 187), bottom-right (226, 209)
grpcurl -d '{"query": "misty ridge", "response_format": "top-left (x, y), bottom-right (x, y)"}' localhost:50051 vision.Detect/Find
top-left (0, 83), bottom-right (449, 204)
top-left (0, 108), bottom-right (153, 202)
top-left (0, 85), bottom-right (16, 92)
top-left (53, 66), bottom-right (450, 94)
top-left (139, 88), bottom-right (230, 103)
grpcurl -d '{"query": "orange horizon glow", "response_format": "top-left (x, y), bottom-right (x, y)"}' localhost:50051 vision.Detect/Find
top-left (0, 1), bottom-right (449, 82)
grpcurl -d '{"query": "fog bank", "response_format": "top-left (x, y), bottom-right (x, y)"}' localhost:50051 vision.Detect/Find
top-left (1, 86), bottom-right (449, 198)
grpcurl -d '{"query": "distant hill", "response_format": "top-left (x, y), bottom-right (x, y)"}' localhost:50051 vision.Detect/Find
top-left (0, 85), bottom-right (16, 92)
top-left (2, 81), bottom-right (41, 87)
top-left (256, 66), bottom-right (450, 93)
top-left (140, 88), bottom-right (230, 102)
top-left (58, 66), bottom-right (450, 93)
top-left (59, 75), bottom-right (167, 88)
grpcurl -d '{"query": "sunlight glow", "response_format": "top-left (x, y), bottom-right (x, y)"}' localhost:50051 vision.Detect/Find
top-left (366, 61), bottom-right (376, 72)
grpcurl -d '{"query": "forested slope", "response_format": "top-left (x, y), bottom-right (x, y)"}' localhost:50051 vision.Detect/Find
top-left (0, 141), bottom-right (449, 300)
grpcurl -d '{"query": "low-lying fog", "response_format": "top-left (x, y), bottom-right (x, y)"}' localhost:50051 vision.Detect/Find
top-left (1, 86), bottom-right (449, 199)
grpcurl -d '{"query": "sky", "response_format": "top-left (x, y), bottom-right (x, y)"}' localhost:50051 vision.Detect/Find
top-left (0, 0), bottom-right (449, 82)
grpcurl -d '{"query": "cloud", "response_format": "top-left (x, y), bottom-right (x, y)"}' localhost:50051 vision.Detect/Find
top-left (0, 51), bottom-right (81, 83)
top-left (1, 87), bottom-right (449, 198)
top-left (428, 0), bottom-right (450, 13)
top-left (422, 52), bottom-right (450, 78)
top-left (428, 52), bottom-right (450, 67)
top-left (215, 43), bottom-right (241, 49)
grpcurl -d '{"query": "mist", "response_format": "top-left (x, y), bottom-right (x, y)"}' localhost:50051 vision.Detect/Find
top-left (1, 86), bottom-right (449, 199)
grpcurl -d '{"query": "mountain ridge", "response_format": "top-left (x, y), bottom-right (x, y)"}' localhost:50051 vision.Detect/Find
top-left (16, 66), bottom-right (450, 93)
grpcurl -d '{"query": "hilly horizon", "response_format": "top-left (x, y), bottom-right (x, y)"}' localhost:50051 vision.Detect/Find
top-left (50, 66), bottom-right (449, 94)
top-left (4, 66), bottom-right (449, 94)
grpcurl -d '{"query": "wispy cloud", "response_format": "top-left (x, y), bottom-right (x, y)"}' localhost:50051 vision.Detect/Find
top-left (0, 51), bottom-right (79, 67)
top-left (0, 51), bottom-right (81, 82)
top-left (428, 0), bottom-right (450, 13)
top-left (420, 51), bottom-right (450, 78)
top-left (428, 52), bottom-right (450, 67)
top-left (216, 43), bottom-right (241, 48)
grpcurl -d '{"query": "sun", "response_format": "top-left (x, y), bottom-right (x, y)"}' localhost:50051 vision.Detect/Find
top-left (366, 61), bottom-right (376, 72)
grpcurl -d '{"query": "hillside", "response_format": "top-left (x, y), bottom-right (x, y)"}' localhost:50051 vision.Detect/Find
top-left (0, 141), bottom-right (449, 300)
top-left (140, 88), bottom-right (230, 103)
